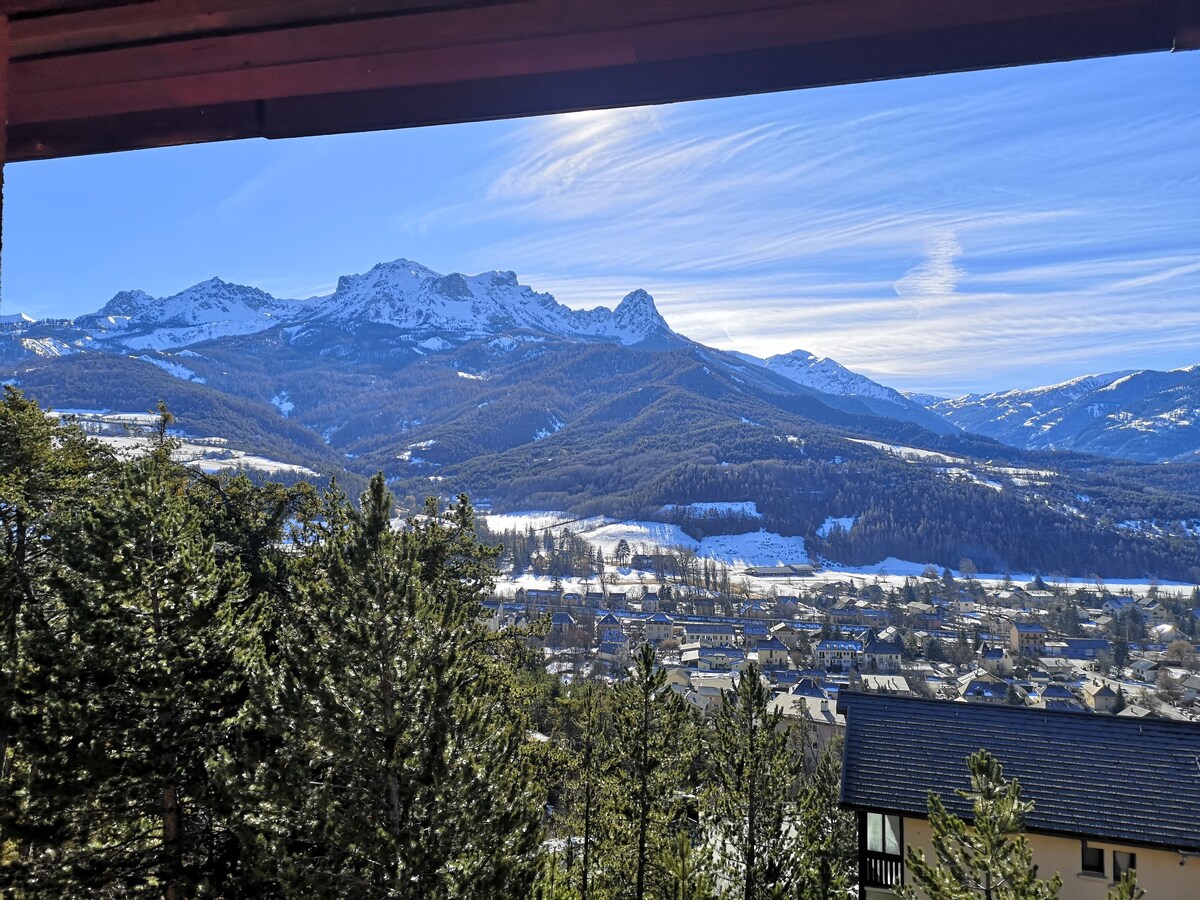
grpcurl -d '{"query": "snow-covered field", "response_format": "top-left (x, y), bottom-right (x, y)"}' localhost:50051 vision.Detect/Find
top-left (136, 356), bottom-right (206, 383)
top-left (481, 511), bottom-right (808, 568)
top-left (52, 410), bottom-right (316, 477)
top-left (480, 510), bottom-right (1192, 598)
top-left (816, 516), bottom-right (856, 537)
top-left (848, 438), bottom-right (964, 464)
top-left (576, 520), bottom-right (698, 555)
top-left (697, 531), bottom-right (808, 567)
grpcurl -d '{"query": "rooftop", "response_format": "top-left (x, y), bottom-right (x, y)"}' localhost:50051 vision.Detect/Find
top-left (838, 694), bottom-right (1200, 852)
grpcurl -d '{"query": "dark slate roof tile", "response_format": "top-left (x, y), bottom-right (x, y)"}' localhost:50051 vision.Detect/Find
top-left (838, 694), bottom-right (1200, 852)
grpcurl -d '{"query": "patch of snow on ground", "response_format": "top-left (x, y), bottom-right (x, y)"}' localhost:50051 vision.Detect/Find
top-left (662, 501), bottom-right (761, 519)
top-left (533, 415), bottom-right (565, 441)
top-left (272, 391), bottom-right (294, 416)
top-left (825, 557), bottom-right (941, 578)
top-left (457, 371), bottom-right (486, 381)
top-left (848, 438), bottom-right (963, 463)
top-left (136, 356), bottom-right (206, 383)
top-left (942, 467), bottom-right (1003, 491)
top-left (697, 531), bottom-right (808, 567)
top-left (20, 337), bottom-right (74, 357)
top-left (576, 521), bottom-right (699, 556)
top-left (989, 466), bottom-right (1056, 479)
top-left (419, 336), bottom-right (452, 351)
top-left (483, 511), bottom-right (574, 532)
top-left (816, 516), bottom-right (856, 537)
top-left (87, 431), bottom-right (316, 477)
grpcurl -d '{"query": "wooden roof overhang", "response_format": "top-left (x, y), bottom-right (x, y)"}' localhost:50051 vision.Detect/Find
top-left (2, 0), bottom-right (1197, 164)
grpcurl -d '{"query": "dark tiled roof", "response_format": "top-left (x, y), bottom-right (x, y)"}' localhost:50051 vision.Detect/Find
top-left (838, 694), bottom-right (1200, 852)
top-left (817, 640), bottom-right (862, 652)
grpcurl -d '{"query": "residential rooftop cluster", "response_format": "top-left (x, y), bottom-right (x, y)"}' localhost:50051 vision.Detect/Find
top-left (486, 570), bottom-right (1200, 728)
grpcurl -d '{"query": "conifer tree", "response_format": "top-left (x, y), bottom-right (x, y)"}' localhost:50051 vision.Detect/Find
top-left (2, 392), bottom-right (103, 882)
top-left (660, 831), bottom-right (716, 900)
top-left (792, 736), bottom-right (858, 900)
top-left (0, 389), bottom-right (104, 793)
top-left (274, 478), bottom-right (544, 898)
top-left (13, 446), bottom-right (250, 896)
top-left (599, 644), bottom-right (695, 900)
top-left (703, 664), bottom-right (804, 900)
top-left (561, 679), bottom-right (608, 900)
top-left (900, 750), bottom-right (1063, 900)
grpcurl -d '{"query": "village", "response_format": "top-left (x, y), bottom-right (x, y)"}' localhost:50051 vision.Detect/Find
top-left (484, 558), bottom-right (1200, 734)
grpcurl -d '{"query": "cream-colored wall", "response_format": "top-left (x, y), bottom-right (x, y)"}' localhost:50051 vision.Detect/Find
top-left (643, 622), bottom-right (671, 643)
top-left (892, 816), bottom-right (1199, 900)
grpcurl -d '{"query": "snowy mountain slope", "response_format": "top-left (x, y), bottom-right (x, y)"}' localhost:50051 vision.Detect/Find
top-left (766, 349), bottom-right (908, 403)
top-left (58, 259), bottom-right (680, 353)
top-left (6, 253), bottom-right (1196, 464)
top-left (926, 366), bottom-right (1200, 461)
top-left (763, 348), bottom-right (956, 434)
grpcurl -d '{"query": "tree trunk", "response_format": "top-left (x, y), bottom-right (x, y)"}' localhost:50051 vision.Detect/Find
top-left (162, 784), bottom-right (182, 900)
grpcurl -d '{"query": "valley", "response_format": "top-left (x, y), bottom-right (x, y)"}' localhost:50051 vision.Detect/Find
top-left (4, 256), bottom-right (1200, 583)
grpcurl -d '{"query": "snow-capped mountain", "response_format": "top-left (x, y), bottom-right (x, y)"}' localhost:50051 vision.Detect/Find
top-left (65, 259), bottom-right (679, 352)
top-left (925, 366), bottom-right (1200, 461)
top-left (76, 279), bottom-right (317, 351)
top-left (763, 349), bottom-right (956, 434)
top-left (765, 349), bottom-right (909, 404)
top-left (8, 254), bottom-right (1200, 463)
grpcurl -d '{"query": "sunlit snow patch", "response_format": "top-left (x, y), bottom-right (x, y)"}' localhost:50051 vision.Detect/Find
top-left (816, 516), bottom-right (857, 537)
top-left (136, 356), bottom-right (206, 383)
top-left (848, 438), bottom-right (963, 463)
top-left (697, 530), bottom-right (808, 568)
top-left (272, 391), bottom-right (294, 416)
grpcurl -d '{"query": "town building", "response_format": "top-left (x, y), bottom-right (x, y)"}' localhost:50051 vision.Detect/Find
top-left (1010, 620), bottom-right (1048, 657)
top-left (838, 694), bottom-right (1200, 900)
top-left (815, 639), bottom-right (863, 672)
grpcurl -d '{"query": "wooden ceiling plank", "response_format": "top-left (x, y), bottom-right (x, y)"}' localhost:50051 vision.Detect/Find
top-left (4, 0), bottom-right (1193, 161)
top-left (255, 10), bottom-right (1178, 142)
top-left (11, 28), bottom-right (640, 122)
top-left (10, 0), bottom-right (1149, 97)
top-left (0, 1), bottom-right (144, 17)
top-left (10, 0), bottom-right (783, 85)
top-left (7, 98), bottom-right (261, 158)
top-left (8, 0), bottom-right (518, 58)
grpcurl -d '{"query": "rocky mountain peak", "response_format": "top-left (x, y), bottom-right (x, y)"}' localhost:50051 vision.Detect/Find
top-left (611, 289), bottom-right (671, 338)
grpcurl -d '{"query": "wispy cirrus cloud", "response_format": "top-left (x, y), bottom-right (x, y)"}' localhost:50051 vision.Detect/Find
top-left (417, 53), bottom-right (1200, 394)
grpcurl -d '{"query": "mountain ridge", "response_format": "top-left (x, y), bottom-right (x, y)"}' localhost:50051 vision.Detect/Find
top-left (926, 366), bottom-right (1200, 462)
top-left (4, 255), bottom-right (1200, 581)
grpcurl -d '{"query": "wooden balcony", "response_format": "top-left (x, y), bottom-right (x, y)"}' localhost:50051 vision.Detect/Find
top-left (862, 850), bottom-right (903, 890)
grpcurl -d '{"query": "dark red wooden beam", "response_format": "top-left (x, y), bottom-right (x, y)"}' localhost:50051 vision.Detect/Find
top-left (4, 0), bottom-right (1197, 162)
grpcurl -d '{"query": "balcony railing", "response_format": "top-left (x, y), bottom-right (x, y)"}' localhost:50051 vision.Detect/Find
top-left (862, 850), bottom-right (903, 889)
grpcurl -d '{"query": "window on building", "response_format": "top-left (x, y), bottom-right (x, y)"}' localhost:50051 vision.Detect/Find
top-left (863, 811), bottom-right (904, 889)
top-left (1113, 851), bottom-right (1136, 881)
top-left (866, 812), bottom-right (902, 856)
top-left (1081, 843), bottom-right (1105, 876)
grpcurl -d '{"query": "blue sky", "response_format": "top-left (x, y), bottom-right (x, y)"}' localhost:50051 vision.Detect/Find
top-left (3, 51), bottom-right (1198, 396)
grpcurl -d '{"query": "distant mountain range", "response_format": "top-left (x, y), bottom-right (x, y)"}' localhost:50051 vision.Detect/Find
top-left (916, 368), bottom-right (1200, 463)
top-left (3, 257), bottom-right (1200, 580)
